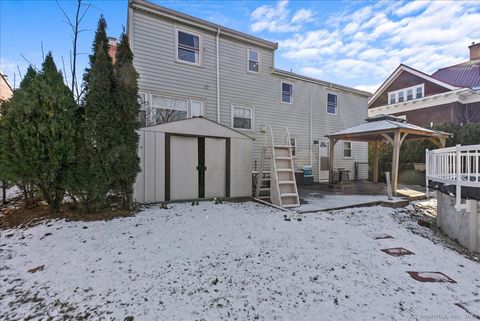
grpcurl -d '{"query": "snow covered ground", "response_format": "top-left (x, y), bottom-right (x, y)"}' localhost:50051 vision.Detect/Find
top-left (1, 201), bottom-right (479, 320)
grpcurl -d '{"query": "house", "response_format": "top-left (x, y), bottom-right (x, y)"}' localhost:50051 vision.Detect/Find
top-left (125, 0), bottom-right (371, 195)
top-left (368, 43), bottom-right (480, 127)
top-left (0, 72), bottom-right (13, 102)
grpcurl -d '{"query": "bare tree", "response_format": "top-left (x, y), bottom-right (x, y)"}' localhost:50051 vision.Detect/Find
top-left (56, 0), bottom-right (91, 101)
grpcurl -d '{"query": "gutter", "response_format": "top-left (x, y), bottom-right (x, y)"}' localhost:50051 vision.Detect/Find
top-left (271, 68), bottom-right (372, 97)
top-left (216, 28), bottom-right (221, 123)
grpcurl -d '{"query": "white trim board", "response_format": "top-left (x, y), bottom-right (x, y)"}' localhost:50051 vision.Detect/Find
top-left (368, 88), bottom-right (480, 117)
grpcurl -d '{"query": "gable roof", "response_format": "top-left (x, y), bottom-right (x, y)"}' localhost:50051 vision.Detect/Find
top-left (431, 60), bottom-right (480, 90)
top-left (139, 116), bottom-right (254, 140)
top-left (368, 64), bottom-right (459, 106)
top-left (130, 0), bottom-right (278, 50)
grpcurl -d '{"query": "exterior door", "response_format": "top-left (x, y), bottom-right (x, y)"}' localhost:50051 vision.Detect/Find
top-left (318, 140), bottom-right (330, 181)
top-left (204, 137), bottom-right (226, 198)
top-left (170, 136), bottom-right (199, 200)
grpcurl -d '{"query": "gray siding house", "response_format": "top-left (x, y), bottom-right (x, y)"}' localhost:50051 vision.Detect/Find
top-left (127, 0), bottom-right (371, 183)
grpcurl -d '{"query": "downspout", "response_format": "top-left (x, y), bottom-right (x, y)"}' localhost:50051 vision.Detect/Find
top-left (216, 28), bottom-right (221, 123)
top-left (309, 91), bottom-right (313, 167)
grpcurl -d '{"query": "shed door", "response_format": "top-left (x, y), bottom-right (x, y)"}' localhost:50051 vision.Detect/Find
top-left (170, 136), bottom-right (198, 200)
top-left (205, 138), bottom-right (226, 198)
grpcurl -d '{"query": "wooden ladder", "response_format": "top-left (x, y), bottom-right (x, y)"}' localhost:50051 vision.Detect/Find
top-left (255, 126), bottom-right (300, 208)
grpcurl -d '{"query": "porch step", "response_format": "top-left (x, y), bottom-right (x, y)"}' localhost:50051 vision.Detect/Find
top-left (275, 156), bottom-right (292, 160)
top-left (277, 168), bottom-right (293, 172)
top-left (278, 180), bottom-right (295, 185)
top-left (258, 196), bottom-right (271, 199)
top-left (283, 203), bottom-right (300, 208)
top-left (259, 188), bottom-right (271, 192)
top-left (281, 193), bottom-right (298, 198)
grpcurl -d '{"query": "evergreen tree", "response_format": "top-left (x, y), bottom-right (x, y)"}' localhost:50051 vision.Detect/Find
top-left (113, 32), bottom-right (141, 208)
top-left (0, 55), bottom-right (77, 212)
top-left (75, 16), bottom-right (117, 211)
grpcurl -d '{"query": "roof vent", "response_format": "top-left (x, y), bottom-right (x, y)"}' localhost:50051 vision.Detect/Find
top-left (366, 114), bottom-right (406, 123)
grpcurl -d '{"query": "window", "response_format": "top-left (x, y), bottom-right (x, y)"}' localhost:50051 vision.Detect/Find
top-left (248, 49), bottom-right (259, 72)
top-left (151, 95), bottom-right (188, 124)
top-left (138, 93), bottom-right (148, 126)
top-left (389, 93), bottom-right (396, 104)
top-left (388, 84), bottom-right (424, 104)
top-left (407, 89), bottom-right (413, 101)
top-left (232, 105), bottom-right (253, 130)
top-left (327, 93), bottom-right (338, 114)
top-left (416, 86), bottom-right (423, 99)
top-left (176, 29), bottom-right (201, 65)
top-left (343, 142), bottom-right (352, 158)
top-left (290, 137), bottom-right (297, 156)
top-left (281, 82), bottom-right (293, 103)
top-left (190, 100), bottom-right (204, 118)
top-left (138, 92), bottom-right (148, 109)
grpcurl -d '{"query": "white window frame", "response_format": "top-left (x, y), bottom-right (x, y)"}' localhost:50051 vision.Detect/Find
top-left (188, 99), bottom-right (204, 118)
top-left (231, 104), bottom-right (254, 131)
top-left (290, 137), bottom-right (297, 157)
top-left (175, 27), bottom-right (203, 66)
top-left (149, 93), bottom-right (204, 121)
top-left (138, 92), bottom-right (148, 110)
top-left (281, 81), bottom-right (293, 104)
top-left (247, 48), bottom-right (260, 73)
top-left (387, 83), bottom-right (425, 104)
top-left (326, 92), bottom-right (338, 115)
top-left (343, 141), bottom-right (353, 159)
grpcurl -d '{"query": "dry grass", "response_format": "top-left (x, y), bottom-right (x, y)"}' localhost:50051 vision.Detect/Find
top-left (0, 198), bottom-right (134, 229)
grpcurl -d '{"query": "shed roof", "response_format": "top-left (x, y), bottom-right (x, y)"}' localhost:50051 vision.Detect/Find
top-left (326, 115), bottom-right (451, 142)
top-left (139, 117), bottom-right (254, 140)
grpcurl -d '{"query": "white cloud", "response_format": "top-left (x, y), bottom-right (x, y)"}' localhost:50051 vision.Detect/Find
top-left (250, 0), bottom-right (314, 33)
top-left (355, 83), bottom-right (381, 94)
top-left (273, 0), bottom-right (480, 85)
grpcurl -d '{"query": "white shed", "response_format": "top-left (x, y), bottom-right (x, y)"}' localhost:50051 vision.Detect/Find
top-left (134, 117), bottom-right (253, 203)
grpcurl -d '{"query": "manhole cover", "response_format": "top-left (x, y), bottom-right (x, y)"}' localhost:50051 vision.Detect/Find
top-left (407, 271), bottom-right (456, 283)
top-left (381, 247), bottom-right (414, 256)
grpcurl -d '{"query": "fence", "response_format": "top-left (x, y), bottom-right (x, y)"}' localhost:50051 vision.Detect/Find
top-left (426, 144), bottom-right (480, 209)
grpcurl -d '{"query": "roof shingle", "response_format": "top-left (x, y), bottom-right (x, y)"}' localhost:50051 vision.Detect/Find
top-left (431, 60), bottom-right (480, 90)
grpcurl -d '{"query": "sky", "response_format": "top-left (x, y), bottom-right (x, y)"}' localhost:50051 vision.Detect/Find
top-left (1, 0), bottom-right (480, 93)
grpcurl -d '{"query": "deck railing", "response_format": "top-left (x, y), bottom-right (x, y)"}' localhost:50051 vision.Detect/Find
top-left (426, 144), bottom-right (480, 210)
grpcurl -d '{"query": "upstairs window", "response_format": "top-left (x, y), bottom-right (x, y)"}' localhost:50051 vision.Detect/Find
top-left (407, 89), bottom-right (413, 101)
top-left (416, 86), bottom-right (423, 98)
top-left (282, 82), bottom-right (293, 104)
top-left (248, 49), bottom-right (259, 72)
top-left (327, 93), bottom-right (338, 115)
top-left (388, 84), bottom-right (424, 104)
top-left (177, 29), bottom-right (201, 65)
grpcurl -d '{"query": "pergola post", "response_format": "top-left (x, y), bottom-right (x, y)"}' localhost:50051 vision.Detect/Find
top-left (328, 137), bottom-right (337, 184)
top-left (373, 141), bottom-right (379, 183)
top-left (391, 130), bottom-right (401, 195)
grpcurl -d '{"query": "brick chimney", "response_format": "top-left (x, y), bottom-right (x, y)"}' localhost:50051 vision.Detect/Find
top-left (108, 37), bottom-right (118, 64)
top-left (469, 41), bottom-right (480, 61)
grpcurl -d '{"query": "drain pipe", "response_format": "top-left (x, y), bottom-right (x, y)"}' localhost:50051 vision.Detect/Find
top-left (216, 28), bottom-right (221, 123)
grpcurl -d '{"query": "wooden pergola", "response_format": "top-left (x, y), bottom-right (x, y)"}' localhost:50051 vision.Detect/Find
top-left (325, 115), bottom-right (451, 195)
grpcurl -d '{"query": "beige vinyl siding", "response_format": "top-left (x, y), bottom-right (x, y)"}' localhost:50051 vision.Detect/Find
top-left (131, 8), bottom-right (369, 182)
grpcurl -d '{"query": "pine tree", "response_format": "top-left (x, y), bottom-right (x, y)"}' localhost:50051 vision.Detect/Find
top-left (0, 55), bottom-right (77, 212)
top-left (75, 16), bottom-right (117, 211)
top-left (113, 31), bottom-right (141, 208)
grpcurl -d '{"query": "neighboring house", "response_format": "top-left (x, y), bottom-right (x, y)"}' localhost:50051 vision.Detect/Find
top-left (0, 72), bottom-right (13, 102)
top-left (125, 0), bottom-right (371, 183)
top-left (368, 43), bottom-right (480, 127)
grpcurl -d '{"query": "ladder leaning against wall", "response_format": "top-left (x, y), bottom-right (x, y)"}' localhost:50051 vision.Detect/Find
top-left (255, 126), bottom-right (300, 208)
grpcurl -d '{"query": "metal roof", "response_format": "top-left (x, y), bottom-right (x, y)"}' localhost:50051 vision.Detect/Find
top-left (327, 115), bottom-right (450, 139)
top-left (431, 60), bottom-right (480, 89)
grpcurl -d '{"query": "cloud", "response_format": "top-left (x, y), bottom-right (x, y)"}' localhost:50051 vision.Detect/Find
top-left (250, 0), bottom-right (314, 33)
top-left (273, 0), bottom-right (480, 86)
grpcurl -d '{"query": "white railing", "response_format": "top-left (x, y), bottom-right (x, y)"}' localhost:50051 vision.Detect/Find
top-left (426, 144), bottom-right (480, 210)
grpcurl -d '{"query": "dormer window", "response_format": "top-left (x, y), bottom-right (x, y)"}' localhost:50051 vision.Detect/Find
top-left (388, 84), bottom-right (424, 104)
